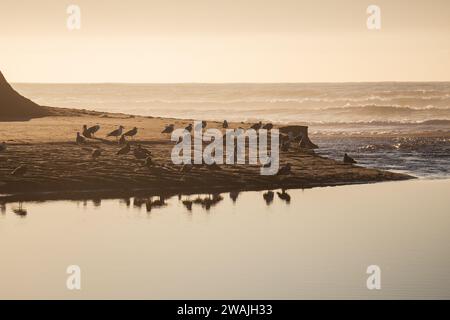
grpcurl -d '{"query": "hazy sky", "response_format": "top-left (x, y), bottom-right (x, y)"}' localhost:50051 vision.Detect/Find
top-left (1, 0), bottom-right (449, 82)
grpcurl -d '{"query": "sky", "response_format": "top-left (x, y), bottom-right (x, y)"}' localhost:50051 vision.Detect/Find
top-left (1, 0), bottom-right (449, 83)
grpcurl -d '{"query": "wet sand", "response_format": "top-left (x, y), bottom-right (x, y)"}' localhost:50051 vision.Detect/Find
top-left (0, 111), bottom-right (413, 202)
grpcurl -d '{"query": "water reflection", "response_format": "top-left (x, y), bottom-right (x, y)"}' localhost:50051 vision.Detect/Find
top-left (12, 202), bottom-right (27, 217)
top-left (1, 187), bottom-right (294, 218)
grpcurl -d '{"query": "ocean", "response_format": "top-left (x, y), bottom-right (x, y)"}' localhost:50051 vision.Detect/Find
top-left (13, 82), bottom-right (450, 178)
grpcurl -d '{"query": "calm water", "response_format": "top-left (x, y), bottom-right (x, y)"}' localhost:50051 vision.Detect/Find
top-left (1, 179), bottom-right (450, 299)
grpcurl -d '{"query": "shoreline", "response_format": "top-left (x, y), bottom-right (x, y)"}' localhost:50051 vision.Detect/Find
top-left (0, 108), bottom-right (414, 202)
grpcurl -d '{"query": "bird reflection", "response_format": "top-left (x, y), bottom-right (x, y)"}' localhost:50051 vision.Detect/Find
top-left (92, 199), bottom-right (102, 207)
top-left (120, 198), bottom-right (131, 207)
top-left (277, 189), bottom-right (291, 203)
top-left (229, 191), bottom-right (239, 203)
top-left (146, 196), bottom-right (167, 212)
top-left (263, 191), bottom-right (274, 205)
top-left (12, 202), bottom-right (27, 217)
top-left (192, 194), bottom-right (224, 211)
top-left (1, 202), bottom-right (6, 214)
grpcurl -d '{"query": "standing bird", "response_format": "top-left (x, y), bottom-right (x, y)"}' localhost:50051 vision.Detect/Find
top-left (0, 142), bottom-right (6, 152)
top-left (144, 156), bottom-right (154, 168)
top-left (133, 144), bottom-right (151, 160)
top-left (87, 124), bottom-right (100, 137)
top-left (263, 191), bottom-right (274, 205)
top-left (185, 124), bottom-right (193, 132)
top-left (123, 127), bottom-right (138, 139)
top-left (76, 132), bottom-right (86, 144)
top-left (117, 142), bottom-right (131, 155)
top-left (343, 153), bottom-right (357, 164)
top-left (92, 148), bottom-right (101, 160)
top-left (82, 125), bottom-right (92, 138)
top-left (277, 163), bottom-right (292, 175)
top-left (118, 134), bottom-right (126, 145)
top-left (222, 120), bottom-right (229, 129)
top-left (251, 121), bottom-right (262, 130)
top-left (107, 125), bottom-right (124, 140)
top-left (277, 189), bottom-right (291, 203)
top-left (262, 123), bottom-right (273, 130)
top-left (11, 165), bottom-right (27, 176)
top-left (162, 124), bottom-right (174, 134)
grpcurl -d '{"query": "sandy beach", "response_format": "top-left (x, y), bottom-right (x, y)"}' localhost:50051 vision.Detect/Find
top-left (0, 110), bottom-right (413, 202)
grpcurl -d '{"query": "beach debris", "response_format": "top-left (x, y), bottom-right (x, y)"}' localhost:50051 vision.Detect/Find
top-left (82, 125), bottom-right (92, 138)
top-left (0, 142), bottom-right (6, 152)
top-left (277, 163), bottom-right (292, 175)
top-left (92, 148), bottom-right (101, 160)
top-left (222, 120), bottom-right (229, 128)
top-left (263, 190), bottom-right (274, 205)
top-left (262, 123), bottom-right (273, 130)
top-left (107, 125), bottom-right (124, 139)
top-left (11, 164), bottom-right (27, 176)
top-left (117, 142), bottom-right (131, 155)
top-left (123, 126), bottom-right (138, 139)
top-left (161, 124), bottom-right (174, 134)
top-left (76, 132), bottom-right (86, 144)
top-left (251, 121), bottom-right (262, 130)
top-left (343, 153), bottom-right (357, 164)
top-left (180, 164), bottom-right (193, 173)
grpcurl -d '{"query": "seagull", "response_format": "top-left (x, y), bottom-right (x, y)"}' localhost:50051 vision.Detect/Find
top-left (343, 153), bottom-right (357, 164)
top-left (92, 148), bottom-right (101, 160)
top-left (251, 121), bottom-right (262, 130)
top-left (262, 123), bottom-right (273, 130)
top-left (118, 134), bottom-right (126, 145)
top-left (277, 163), bottom-right (292, 175)
top-left (0, 142), bottom-right (6, 152)
top-left (87, 124), bottom-right (100, 137)
top-left (82, 125), bottom-right (92, 138)
top-left (11, 165), bottom-right (27, 176)
top-left (133, 144), bottom-right (151, 160)
top-left (185, 124), bottom-right (193, 132)
top-left (117, 142), bottom-right (131, 155)
top-left (161, 124), bottom-right (174, 134)
top-left (107, 125), bottom-right (124, 139)
top-left (194, 121), bottom-right (207, 131)
top-left (222, 120), bottom-right (229, 128)
top-left (76, 132), bottom-right (86, 144)
top-left (123, 127), bottom-right (138, 139)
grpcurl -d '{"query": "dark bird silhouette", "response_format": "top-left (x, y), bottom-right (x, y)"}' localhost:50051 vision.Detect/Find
top-left (82, 125), bottom-right (92, 138)
top-left (76, 132), bottom-right (86, 144)
top-left (229, 191), bottom-right (239, 203)
top-left (343, 153), bottom-right (357, 164)
top-left (118, 134), bottom-right (126, 145)
top-left (133, 144), bottom-right (151, 159)
top-left (222, 120), bottom-right (229, 128)
top-left (277, 163), bottom-right (292, 175)
top-left (11, 164), bottom-right (27, 176)
top-left (185, 124), bottom-right (193, 132)
top-left (262, 123), bottom-right (273, 130)
top-left (107, 125), bottom-right (124, 139)
top-left (117, 142), bottom-right (131, 155)
top-left (92, 148), bottom-right (101, 160)
top-left (124, 127), bottom-right (138, 139)
top-left (162, 124), bottom-right (174, 134)
top-left (262, 157), bottom-right (272, 168)
top-left (263, 191), bottom-right (274, 205)
top-left (251, 121), bottom-right (262, 130)
top-left (277, 189), bottom-right (291, 203)
top-left (0, 142), bottom-right (6, 152)
top-left (144, 156), bottom-right (154, 168)
top-left (87, 124), bottom-right (100, 136)
top-left (182, 200), bottom-right (193, 211)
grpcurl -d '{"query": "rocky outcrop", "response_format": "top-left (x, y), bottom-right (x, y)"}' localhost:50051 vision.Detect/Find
top-left (0, 71), bottom-right (51, 121)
